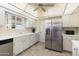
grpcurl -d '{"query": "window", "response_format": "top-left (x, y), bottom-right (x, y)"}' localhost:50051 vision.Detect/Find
top-left (16, 17), bottom-right (22, 25)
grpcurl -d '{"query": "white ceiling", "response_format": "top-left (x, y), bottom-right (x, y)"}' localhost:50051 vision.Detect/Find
top-left (64, 3), bottom-right (79, 15)
top-left (10, 3), bottom-right (79, 18)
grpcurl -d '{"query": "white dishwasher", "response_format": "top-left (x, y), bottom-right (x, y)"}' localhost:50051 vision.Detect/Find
top-left (72, 40), bottom-right (79, 56)
top-left (0, 38), bottom-right (13, 56)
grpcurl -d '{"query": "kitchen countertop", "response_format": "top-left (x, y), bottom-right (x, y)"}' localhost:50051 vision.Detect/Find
top-left (0, 32), bottom-right (39, 41)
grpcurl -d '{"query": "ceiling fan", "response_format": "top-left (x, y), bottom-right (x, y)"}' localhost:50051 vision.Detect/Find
top-left (28, 3), bottom-right (55, 12)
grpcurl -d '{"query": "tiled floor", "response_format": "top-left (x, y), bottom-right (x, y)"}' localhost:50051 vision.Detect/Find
top-left (18, 42), bottom-right (71, 56)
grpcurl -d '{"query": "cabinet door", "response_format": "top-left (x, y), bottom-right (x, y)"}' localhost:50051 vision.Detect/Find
top-left (69, 14), bottom-right (79, 27)
top-left (32, 20), bottom-right (36, 27)
top-left (62, 15), bottom-right (71, 27)
top-left (26, 19), bottom-right (35, 28)
top-left (35, 33), bottom-right (39, 43)
top-left (30, 34), bottom-right (34, 45)
top-left (32, 34), bottom-right (36, 44)
top-left (0, 7), bottom-right (5, 26)
top-left (26, 19), bottom-right (32, 27)
top-left (23, 35), bottom-right (30, 50)
top-left (13, 37), bottom-right (23, 55)
top-left (63, 14), bottom-right (79, 27)
top-left (63, 36), bottom-right (72, 51)
top-left (6, 13), bottom-right (12, 29)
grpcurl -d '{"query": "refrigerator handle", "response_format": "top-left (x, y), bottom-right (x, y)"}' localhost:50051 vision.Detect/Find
top-left (46, 28), bottom-right (50, 35)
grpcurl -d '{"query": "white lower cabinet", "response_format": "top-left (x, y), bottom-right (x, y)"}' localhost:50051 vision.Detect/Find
top-left (13, 36), bottom-right (24, 55)
top-left (63, 38), bottom-right (72, 52)
top-left (63, 36), bottom-right (72, 52)
top-left (63, 35), bottom-right (79, 52)
top-left (32, 34), bottom-right (37, 45)
top-left (13, 33), bottom-right (39, 55)
top-left (23, 35), bottom-right (30, 50)
top-left (29, 34), bottom-right (34, 46)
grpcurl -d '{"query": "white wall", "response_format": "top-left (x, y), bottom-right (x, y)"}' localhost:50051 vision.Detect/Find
top-left (36, 20), bottom-right (45, 42)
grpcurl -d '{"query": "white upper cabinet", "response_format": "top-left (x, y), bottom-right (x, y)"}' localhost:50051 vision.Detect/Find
top-left (15, 17), bottom-right (25, 29)
top-left (0, 5), bottom-right (36, 28)
top-left (5, 12), bottom-right (26, 29)
top-left (5, 11), bottom-right (36, 29)
top-left (5, 13), bottom-right (12, 29)
top-left (26, 18), bottom-right (36, 28)
top-left (0, 7), bottom-right (5, 26)
top-left (62, 14), bottom-right (79, 27)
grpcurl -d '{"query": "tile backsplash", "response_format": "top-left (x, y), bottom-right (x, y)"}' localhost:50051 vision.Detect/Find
top-left (0, 26), bottom-right (32, 34)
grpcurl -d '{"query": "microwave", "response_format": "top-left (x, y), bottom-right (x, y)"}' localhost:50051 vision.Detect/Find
top-left (65, 30), bottom-right (75, 35)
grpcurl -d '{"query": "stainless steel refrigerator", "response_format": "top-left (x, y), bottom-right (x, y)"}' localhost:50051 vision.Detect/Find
top-left (45, 22), bottom-right (63, 52)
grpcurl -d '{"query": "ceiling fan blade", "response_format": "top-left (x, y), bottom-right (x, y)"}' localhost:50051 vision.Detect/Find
top-left (41, 7), bottom-right (46, 12)
top-left (42, 4), bottom-right (54, 7)
top-left (33, 7), bottom-right (39, 11)
top-left (28, 3), bottom-right (55, 7)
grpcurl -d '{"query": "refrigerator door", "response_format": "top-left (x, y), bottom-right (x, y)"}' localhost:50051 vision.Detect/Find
top-left (51, 23), bottom-right (63, 51)
top-left (45, 23), bottom-right (52, 49)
